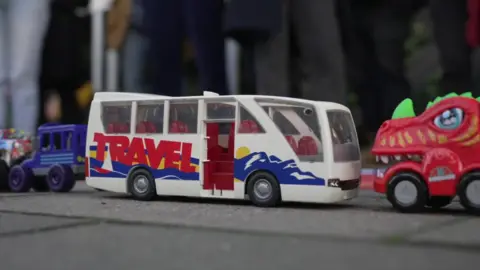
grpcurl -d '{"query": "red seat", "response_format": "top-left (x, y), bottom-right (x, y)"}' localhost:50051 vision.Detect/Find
top-left (170, 121), bottom-right (189, 133)
top-left (107, 123), bottom-right (116, 133)
top-left (297, 136), bottom-right (318, 155)
top-left (145, 121), bottom-right (156, 132)
top-left (136, 122), bottom-right (148, 133)
top-left (285, 135), bottom-right (298, 153)
top-left (136, 121), bottom-right (156, 133)
top-left (239, 120), bottom-right (260, 133)
top-left (117, 123), bottom-right (129, 133)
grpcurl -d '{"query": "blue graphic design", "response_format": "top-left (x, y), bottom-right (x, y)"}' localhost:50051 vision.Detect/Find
top-left (234, 152), bottom-right (325, 186)
top-left (88, 146), bottom-right (200, 180)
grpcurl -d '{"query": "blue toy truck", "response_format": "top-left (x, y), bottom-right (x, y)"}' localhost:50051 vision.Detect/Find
top-left (0, 124), bottom-right (87, 192)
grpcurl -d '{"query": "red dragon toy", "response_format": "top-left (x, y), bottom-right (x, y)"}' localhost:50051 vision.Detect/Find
top-left (372, 92), bottom-right (480, 214)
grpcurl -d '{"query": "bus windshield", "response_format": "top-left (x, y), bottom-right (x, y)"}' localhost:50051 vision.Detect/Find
top-left (327, 110), bottom-right (360, 162)
top-left (256, 98), bottom-right (323, 162)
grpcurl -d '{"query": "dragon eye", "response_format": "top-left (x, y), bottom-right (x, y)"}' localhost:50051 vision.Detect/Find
top-left (433, 108), bottom-right (464, 130)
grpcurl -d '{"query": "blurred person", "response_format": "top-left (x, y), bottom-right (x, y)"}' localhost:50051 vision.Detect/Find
top-left (0, 0), bottom-right (51, 134)
top-left (225, 0), bottom-right (347, 104)
top-left (107, 0), bottom-right (148, 92)
top-left (337, 0), bottom-right (424, 144)
top-left (142, 0), bottom-right (227, 96)
top-left (432, 0), bottom-right (474, 95)
top-left (38, 0), bottom-right (90, 126)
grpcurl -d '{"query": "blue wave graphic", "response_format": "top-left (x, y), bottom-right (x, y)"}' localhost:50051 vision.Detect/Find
top-left (89, 157), bottom-right (200, 180)
top-left (234, 152), bottom-right (325, 186)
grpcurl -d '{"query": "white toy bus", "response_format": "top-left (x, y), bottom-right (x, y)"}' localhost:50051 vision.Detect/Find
top-left (85, 91), bottom-right (361, 206)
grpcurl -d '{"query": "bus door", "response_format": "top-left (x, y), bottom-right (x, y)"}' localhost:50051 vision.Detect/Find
top-left (202, 120), bottom-right (236, 196)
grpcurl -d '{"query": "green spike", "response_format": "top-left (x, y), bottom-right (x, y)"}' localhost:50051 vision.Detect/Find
top-left (460, 92), bottom-right (473, 98)
top-left (433, 96), bottom-right (442, 104)
top-left (426, 101), bottom-right (433, 109)
top-left (444, 92), bottom-right (458, 99)
top-left (392, 98), bottom-right (415, 119)
top-left (477, 97), bottom-right (480, 102)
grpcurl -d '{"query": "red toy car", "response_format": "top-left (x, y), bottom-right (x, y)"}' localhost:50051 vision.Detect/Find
top-left (372, 92), bottom-right (480, 214)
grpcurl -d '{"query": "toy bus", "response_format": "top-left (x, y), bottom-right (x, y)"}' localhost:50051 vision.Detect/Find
top-left (372, 93), bottom-right (480, 214)
top-left (0, 124), bottom-right (87, 192)
top-left (85, 91), bottom-right (361, 207)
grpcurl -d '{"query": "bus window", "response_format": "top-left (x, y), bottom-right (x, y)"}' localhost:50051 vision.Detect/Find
top-left (206, 103), bottom-right (235, 120)
top-left (169, 101), bottom-right (198, 134)
top-left (65, 132), bottom-right (73, 150)
top-left (52, 132), bottom-right (62, 151)
top-left (258, 99), bottom-right (322, 161)
top-left (136, 103), bottom-right (164, 133)
top-left (102, 103), bottom-right (131, 134)
top-left (238, 105), bottom-right (265, 134)
top-left (40, 133), bottom-right (50, 151)
top-left (327, 110), bottom-right (360, 162)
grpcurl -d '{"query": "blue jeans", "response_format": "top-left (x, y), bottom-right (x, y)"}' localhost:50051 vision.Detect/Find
top-left (122, 29), bottom-right (148, 92)
top-left (0, 0), bottom-right (50, 134)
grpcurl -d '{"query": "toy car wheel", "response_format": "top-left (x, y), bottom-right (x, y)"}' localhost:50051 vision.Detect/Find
top-left (458, 172), bottom-right (480, 215)
top-left (46, 164), bottom-right (76, 192)
top-left (426, 196), bottom-right (453, 209)
top-left (32, 177), bottom-right (50, 192)
top-left (0, 160), bottom-right (10, 191)
top-left (127, 168), bottom-right (156, 201)
top-left (386, 172), bottom-right (427, 213)
top-left (247, 171), bottom-right (281, 207)
top-left (8, 165), bottom-right (33, 192)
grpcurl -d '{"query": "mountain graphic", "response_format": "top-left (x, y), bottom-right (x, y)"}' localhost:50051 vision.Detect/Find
top-left (234, 152), bottom-right (325, 186)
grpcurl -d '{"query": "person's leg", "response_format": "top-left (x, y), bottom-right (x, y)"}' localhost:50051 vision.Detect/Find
top-left (430, 0), bottom-right (472, 95)
top-left (8, 0), bottom-right (50, 134)
top-left (338, 0), bottom-right (381, 139)
top-left (184, 0), bottom-right (227, 95)
top-left (0, 8), bottom-right (7, 128)
top-left (142, 0), bottom-right (183, 96)
top-left (122, 29), bottom-right (148, 92)
top-left (253, 1), bottom-right (290, 97)
top-left (291, 0), bottom-right (347, 104)
top-left (370, 0), bottom-right (414, 124)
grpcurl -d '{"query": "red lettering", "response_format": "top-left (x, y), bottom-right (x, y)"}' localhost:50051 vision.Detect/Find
top-left (92, 133), bottom-right (193, 171)
top-left (144, 138), bottom-right (163, 168)
top-left (164, 141), bottom-right (181, 169)
top-left (125, 137), bottom-right (148, 165)
top-left (93, 133), bottom-right (106, 161)
top-left (108, 136), bottom-right (130, 163)
top-left (180, 143), bottom-right (195, 173)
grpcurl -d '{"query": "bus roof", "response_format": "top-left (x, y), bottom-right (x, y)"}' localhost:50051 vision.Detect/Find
top-left (93, 92), bottom-right (350, 112)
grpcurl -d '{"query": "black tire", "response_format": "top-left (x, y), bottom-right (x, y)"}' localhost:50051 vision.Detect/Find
top-left (11, 156), bottom-right (26, 167)
top-left (426, 196), bottom-right (452, 209)
top-left (0, 160), bottom-right (9, 191)
top-left (386, 172), bottom-right (428, 213)
top-left (458, 172), bottom-right (480, 215)
top-left (32, 176), bottom-right (50, 192)
top-left (246, 171), bottom-right (281, 207)
top-left (127, 168), bottom-right (156, 201)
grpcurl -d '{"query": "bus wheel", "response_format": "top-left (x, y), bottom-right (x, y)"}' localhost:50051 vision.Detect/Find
top-left (46, 164), bottom-right (76, 192)
top-left (0, 160), bottom-right (10, 191)
top-left (426, 196), bottom-right (452, 209)
top-left (458, 172), bottom-right (480, 215)
top-left (127, 168), bottom-right (156, 201)
top-left (32, 177), bottom-right (50, 192)
top-left (247, 171), bottom-right (281, 207)
top-left (386, 172), bottom-right (427, 213)
top-left (8, 165), bottom-right (33, 192)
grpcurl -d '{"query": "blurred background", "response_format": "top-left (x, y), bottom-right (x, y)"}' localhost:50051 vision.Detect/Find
top-left (2, 0), bottom-right (480, 158)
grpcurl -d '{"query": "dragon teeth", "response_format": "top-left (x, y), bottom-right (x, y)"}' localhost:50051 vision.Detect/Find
top-left (380, 156), bottom-right (389, 164)
top-left (394, 155), bottom-right (402, 161)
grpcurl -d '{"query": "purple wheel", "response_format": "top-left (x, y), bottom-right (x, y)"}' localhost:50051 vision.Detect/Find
top-left (8, 165), bottom-right (33, 192)
top-left (46, 164), bottom-right (75, 192)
